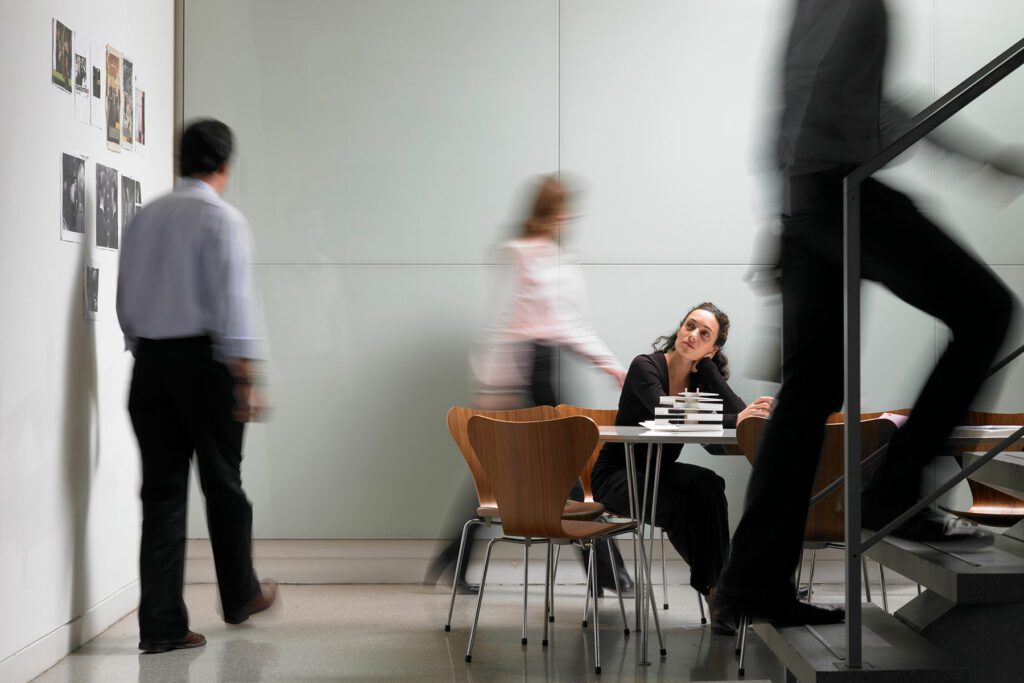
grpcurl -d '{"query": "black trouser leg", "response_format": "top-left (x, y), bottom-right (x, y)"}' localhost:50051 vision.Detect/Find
top-left (530, 343), bottom-right (558, 407)
top-left (717, 176), bottom-right (1013, 602)
top-left (190, 360), bottom-right (260, 617)
top-left (130, 346), bottom-right (195, 642)
top-left (593, 464), bottom-right (728, 594)
top-left (571, 480), bottom-right (631, 588)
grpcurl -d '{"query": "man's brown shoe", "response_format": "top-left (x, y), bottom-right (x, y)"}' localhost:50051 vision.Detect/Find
top-left (139, 631), bottom-right (206, 654)
top-left (225, 580), bottom-right (279, 624)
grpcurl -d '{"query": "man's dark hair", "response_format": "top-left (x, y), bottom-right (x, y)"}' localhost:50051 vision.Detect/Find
top-left (178, 119), bottom-right (234, 177)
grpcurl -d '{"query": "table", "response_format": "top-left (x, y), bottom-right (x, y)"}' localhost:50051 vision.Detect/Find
top-left (597, 426), bottom-right (737, 664)
top-left (594, 424), bottom-right (1021, 664)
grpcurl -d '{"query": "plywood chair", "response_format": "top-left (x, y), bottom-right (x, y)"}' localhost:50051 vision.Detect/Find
top-left (443, 406), bottom-right (607, 637)
top-left (465, 415), bottom-right (645, 674)
top-left (736, 414), bottom-right (899, 605)
top-left (953, 410), bottom-right (1024, 520)
top-left (555, 404), bottom-right (702, 623)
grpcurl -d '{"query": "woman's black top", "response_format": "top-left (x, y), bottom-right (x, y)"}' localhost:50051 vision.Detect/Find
top-left (590, 352), bottom-right (746, 488)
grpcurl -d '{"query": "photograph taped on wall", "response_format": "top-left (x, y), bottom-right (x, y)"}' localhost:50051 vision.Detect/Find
top-left (135, 84), bottom-right (146, 152)
top-left (95, 163), bottom-right (119, 250)
top-left (60, 153), bottom-right (86, 243)
top-left (105, 45), bottom-right (122, 151)
top-left (91, 42), bottom-right (104, 129)
top-left (121, 176), bottom-right (142, 237)
top-left (73, 32), bottom-right (90, 123)
top-left (51, 19), bottom-right (72, 93)
top-left (121, 57), bottom-right (134, 151)
top-left (84, 260), bottom-right (99, 321)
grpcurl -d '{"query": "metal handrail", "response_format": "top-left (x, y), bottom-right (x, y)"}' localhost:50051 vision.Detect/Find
top-left (842, 35), bottom-right (1024, 670)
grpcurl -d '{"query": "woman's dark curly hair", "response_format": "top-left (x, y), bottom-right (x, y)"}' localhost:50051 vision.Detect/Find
top-left (651, 302), bottom-right (731, 380)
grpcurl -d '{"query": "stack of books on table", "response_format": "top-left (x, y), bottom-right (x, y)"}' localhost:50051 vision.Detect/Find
top-left (645, 391), bottom-right (724, 432)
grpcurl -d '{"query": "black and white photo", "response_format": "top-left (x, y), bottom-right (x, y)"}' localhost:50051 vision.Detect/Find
top-left (96, 163), bottom-right (119, 249)
top-left (121, 57), bottom-right (134, 151)
top-left (73, 33), bottom-right (90, 123)
top-left (91, 42), bottom-right (104, 129)
top-left (51, 19), bottom-right (72, 93)
top-left (83, 261), bottom-right (99, 321)
top-left (121, 176), bottom-right (142, 237)
top-left (60, 153), bottom-right (86, 243)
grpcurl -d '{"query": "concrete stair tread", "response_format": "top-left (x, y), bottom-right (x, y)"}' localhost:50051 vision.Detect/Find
top-left (752, 603), bottom-right (967, 682)
top-left (863, 531), bottom-right (1024, 603)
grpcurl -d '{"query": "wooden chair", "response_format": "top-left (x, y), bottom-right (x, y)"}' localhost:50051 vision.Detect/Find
top-left (555, 404), bottom-right (706, 623)
top-left (443, 406), bottom-right (607, 637)
top-left (465, 415), bottom-right (641, 674)
top-left (952, 411), bottom-right (1024, 519)
top-left (736, 414), bottom-right (899, 598)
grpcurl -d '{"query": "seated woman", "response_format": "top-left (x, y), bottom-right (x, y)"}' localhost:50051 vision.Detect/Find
top-left (590, 302), bottom-right (774, 622)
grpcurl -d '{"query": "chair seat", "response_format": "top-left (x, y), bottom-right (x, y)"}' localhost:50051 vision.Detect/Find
top-left (478, 500), bottom-right (606, 521)
top-left (562, 500), bottom-right (605, 521)
top-left (560, 519), bottom-right (637, 540)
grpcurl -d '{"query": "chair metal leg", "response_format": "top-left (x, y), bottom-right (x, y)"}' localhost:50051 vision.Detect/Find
top-left (738, 614), bottom-right (750, 677)
top-left (549, 544), bottom-right (561, 623)
top-left (734, 613), bottom-right (744, 654)
top-left (697, 589), bottom-right (707, 625)
top-left (607, 538), bottom-right (630, 635)
top-left (445, 518), bottom-right (481, 632)
top-left (795, 548), bottom-right (805, 599)
top-left (582, 541), bottom-right (592, 628)
top-left (879, 564), bottom-right (890, 613)
top-left (465, 537), bottom-right (501, 663)
top-left (543, 542), bottom-right (552, 647)
top-left (660, 527), bottom-right (669, 610)
top-left (522, 539), bottom-right (530, 646)
top-left (589, 541), bottom-right (602, 675)
top-left (861, 554), bottom-right (872, 603)
top-left (917, 583), bottom-right (922, 595)
top-left (807, 548), bottom-right (817, 603)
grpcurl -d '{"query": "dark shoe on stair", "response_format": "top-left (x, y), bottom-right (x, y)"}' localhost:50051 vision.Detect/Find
top-left (708, 588), bottom-right (737, 636)
top-left (225, 580), bottom-right (279, 624)
top-left (139, 631), bottom-right (206, 654)
top-left (712, 590), bottom-right (845, 628)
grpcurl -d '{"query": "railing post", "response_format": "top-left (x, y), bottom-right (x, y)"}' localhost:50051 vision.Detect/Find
top-left (843, 177), bottom-right (862, 670)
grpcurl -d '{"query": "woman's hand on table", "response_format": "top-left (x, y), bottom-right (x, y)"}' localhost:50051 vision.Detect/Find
top-left (737, 396), bottom-right (776, 424)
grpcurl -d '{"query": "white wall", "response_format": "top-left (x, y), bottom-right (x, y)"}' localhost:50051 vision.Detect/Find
top-left (180, 0), bottom-right (1024, 541)
top-left (0, 1), bottom-right (174, 680)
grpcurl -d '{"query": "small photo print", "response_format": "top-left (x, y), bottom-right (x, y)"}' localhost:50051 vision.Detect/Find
top-left (96, 163), bottom-right (119, 250)
top-left (136, 87), bottom-right (146, 148)
top-left (90, 42), bottom-right (104, 129)
top-left (121, 176), bottom-right (142, 238)
top-left (74, 33), bottom-right (90, 123)
top-left (61, 153), bottom-right (86, 243)
top-left (52, 19), bottom-right (73, 93)
top-left (105, 46), bottom-right (122, 151)
top-left (84, 261), bottom-right (99, 321)
top-left (121, 57), bottom-right (134, 151)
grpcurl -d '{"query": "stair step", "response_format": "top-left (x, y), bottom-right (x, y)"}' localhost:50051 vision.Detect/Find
top-left (752, 603), bottom-right (966, 682)
top-left (964, 450), bottom-right (1024, 501)
top-left (863, 531), bottom-right (1024, 603)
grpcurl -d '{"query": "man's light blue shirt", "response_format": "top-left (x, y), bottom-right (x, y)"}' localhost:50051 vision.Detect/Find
top-left (116, 177), bottom-right (268, 362)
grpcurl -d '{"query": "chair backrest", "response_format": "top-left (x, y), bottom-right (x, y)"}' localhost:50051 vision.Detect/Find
top-left (737, 414), bottom-right (898, 543)
top-left (446, 405), bottom-right (557, 508)
top-left (555, 405), bottom-right (617, 502)
top-left (467, 415), bottom-right (599, 538)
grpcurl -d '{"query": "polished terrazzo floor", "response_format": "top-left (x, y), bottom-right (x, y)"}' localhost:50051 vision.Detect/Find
top-left (34, 582), bottom-right (916, 682)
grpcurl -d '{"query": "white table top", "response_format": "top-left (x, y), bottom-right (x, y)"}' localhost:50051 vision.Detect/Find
top-left (597, 425), bottom-right (737, 445)
top-left (595, 424), bottom-right (1023, 447)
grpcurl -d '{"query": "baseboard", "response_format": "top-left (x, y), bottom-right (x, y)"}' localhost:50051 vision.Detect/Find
top-left (0, 580), bottom-right (139, 683)
top-left (185, 539), bottom-right (914, 586)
